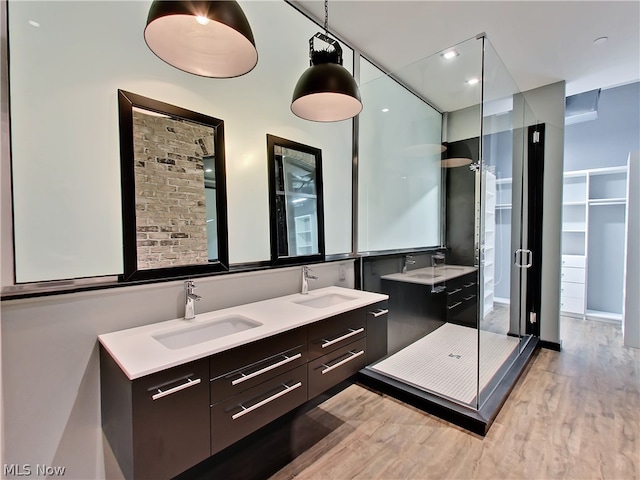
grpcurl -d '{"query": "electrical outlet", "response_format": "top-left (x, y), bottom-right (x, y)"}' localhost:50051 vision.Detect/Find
top-left (338, 264), bottom-right (346, 281)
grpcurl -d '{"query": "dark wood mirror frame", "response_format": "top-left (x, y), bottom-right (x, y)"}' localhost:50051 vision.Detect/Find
top-left (267, 134), bottom-right (325, 266)
top-left (118, 90), bottom-right (229, 282)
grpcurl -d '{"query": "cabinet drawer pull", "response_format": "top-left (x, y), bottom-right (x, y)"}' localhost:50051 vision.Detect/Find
top-left (231, 382), bottom-right (302, 420)
top-left (152, 377), bottom-right (201, 400)
top-left (447, 301), bottom-right (462, 310)
top-left (321, 350), bottom-right (365, 375)
top-left (321, 328), bottom-right (364, 349)
top-left (464, 282), bottom-right (476, 288)
top-left (231, 353), bottom-right (302, 386)
top-left (369, 308), bottom-right (389, 317)
top-left (447, 288), bottom-right (462, 296)
top-left (464, 295), bottom-right (476, 301)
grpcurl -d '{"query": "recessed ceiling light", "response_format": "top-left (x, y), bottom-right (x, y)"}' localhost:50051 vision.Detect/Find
top-left (381, 108), bottom-right (390, 113)
top-left (441, 50), bottom-right (458, 60)
top-left (593, 36), bottom-right (608, 46)
top-left (466, 78), bottom-right (480, 86)
top-left (28, 20), bottom-right (40, 27)
top-left (195, 16), bottom-right (210, 26)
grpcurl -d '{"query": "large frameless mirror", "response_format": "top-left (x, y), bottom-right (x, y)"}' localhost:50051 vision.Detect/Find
top-left (266, 134), bottom-right (325, 265)
top-left (118, 90), bottom-right (229, 281)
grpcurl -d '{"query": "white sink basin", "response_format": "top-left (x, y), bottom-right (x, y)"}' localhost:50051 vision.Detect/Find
top-left (411, 273), bottom-right (442, 279)
top-left (153, 315), bottom-right (262, 350)
top-left (293, 293), bottom-right (358, 309)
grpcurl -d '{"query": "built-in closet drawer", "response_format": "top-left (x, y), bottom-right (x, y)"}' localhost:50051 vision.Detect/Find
top-left (308, 337), bottom-right (367, 398)
top-left (308, 308), bottom-right (366, 359)
top-left (560, 296), bottom-right (585, 314)
top-left (210, 364), bottom-right (307, 454)
top-left (210, 327), bottom-right (307, 403)
top-left (561, 255), bottom-right (586, 268)
top-left (561, 282), bottom-right (584, 299)
top-left (561, 266), bottom-right (586, 284)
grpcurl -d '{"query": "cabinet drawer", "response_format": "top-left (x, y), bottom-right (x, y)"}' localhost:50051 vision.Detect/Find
top-left (561, 296), bottom-right (585, 314)
top-left (308, 337), bottom-right (367, 399)
top-left (561, 282), bottom-right (584, 299)
top-left (210, 344), bottom-right (306, 404)
top-left (210, 364), bottom-right (307, 454)
top-left (561, 266), bottom-right (585, 284)
top-left (561, 255), bottom-right (586, 268)
top-left (308, 308), bottom-right (366, 359)
top-left (210, 327), bottom-right (307, 402)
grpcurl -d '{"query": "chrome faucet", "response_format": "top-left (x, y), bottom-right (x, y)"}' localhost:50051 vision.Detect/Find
top-left (184, 280), bottom-right (201, 320)
top-left (301, 266), bottom-right (318, 295)
top-left (401, 255), bottom-right (416, 274)
top-left (432, 252), bottom-right (446, 268)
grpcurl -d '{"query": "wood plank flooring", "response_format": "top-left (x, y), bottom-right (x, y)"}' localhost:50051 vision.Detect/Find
top-left (267, 317), bottom-right (639, 480)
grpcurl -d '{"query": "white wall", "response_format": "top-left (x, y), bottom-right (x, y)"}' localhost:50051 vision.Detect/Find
top-left (1, 261), bottom-right (355, 479)
top-left (8, 1), bottom-right (353, 282)
top-left (624, 152), bottom-right (640, 348)
top-left (522, 81), bottom-right (565, 346)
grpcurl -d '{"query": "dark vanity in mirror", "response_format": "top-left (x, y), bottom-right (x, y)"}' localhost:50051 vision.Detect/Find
top-left (267, 135), bottom-right (324, 265)
top-left (118, 90), bottom-right (229, 281)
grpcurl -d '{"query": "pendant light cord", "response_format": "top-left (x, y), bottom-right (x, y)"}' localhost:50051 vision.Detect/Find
top-left (324, 0), bottom-right (329, 36)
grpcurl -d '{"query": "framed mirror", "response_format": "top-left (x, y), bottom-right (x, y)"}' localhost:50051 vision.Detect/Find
top-left (118, 90), bottom-right (229, 281)
top-left (267, 134), bottom-right (325, 265)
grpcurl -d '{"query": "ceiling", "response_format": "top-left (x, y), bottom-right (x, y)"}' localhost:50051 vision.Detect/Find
top-left (290, 0), bottom-right (640, 109)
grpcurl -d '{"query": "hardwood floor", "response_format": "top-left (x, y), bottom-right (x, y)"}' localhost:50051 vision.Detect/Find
top-left (267, 317), bottom-right (639, 480)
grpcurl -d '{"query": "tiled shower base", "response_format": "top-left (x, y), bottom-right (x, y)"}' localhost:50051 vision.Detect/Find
top-left (369, 323), bottom-right (519, 406)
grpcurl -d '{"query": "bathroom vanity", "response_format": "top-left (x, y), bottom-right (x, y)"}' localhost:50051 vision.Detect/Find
top-left (380, 265), bottom-right (478, 353)
top-left (99, 286), bottom-right (388, 480)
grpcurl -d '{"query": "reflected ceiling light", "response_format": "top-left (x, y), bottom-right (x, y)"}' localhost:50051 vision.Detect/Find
top-left (441, 142), bottom-right (473, 168)
top-left (466, 78), bottom-right (480, 86)
top-left (441, 50), bottom-right (458, 60)
top-left (28, 20), bottom-right (40, 27)
top-left (144, 0), bottom-right (258, 78)
top-left (382, 108), bottom-right (390, 113)
top-left (291, 0), bottom-right (362, 122)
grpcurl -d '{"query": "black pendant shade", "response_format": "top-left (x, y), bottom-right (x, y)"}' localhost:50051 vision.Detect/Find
top-left (291, 33), bottom-right (362, 122)
top-left (144, 0), bottom-right (258, 78)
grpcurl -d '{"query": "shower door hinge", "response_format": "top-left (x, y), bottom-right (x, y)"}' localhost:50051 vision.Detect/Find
top-left (533, 131), bottom-right (541, 143)
top-left (529, 312), bottom-right (537, 324)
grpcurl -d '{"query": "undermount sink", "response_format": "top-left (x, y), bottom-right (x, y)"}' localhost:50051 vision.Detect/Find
top-left (153, 315), bottom-right (262, 350)
top-left (293, 293), bottom-right (358, 309)
top-left (410, 273), bottom-right (442, 279)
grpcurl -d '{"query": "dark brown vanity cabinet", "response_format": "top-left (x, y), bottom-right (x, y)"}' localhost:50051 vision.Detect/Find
top-left (209, 328), bottom-right (308, 454)
top-left (446, 272), bottom-right (478, 328)
top-left (101, 304), bottom-right (385, 479)
top-left (100, 349), bottom-right (210, 480)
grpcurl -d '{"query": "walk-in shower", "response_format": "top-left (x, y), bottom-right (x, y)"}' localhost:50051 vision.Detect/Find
top-left (356, 34), bottom-right (540, 432)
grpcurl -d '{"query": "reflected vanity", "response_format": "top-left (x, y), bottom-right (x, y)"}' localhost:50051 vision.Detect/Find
top-left (266, 135), bottom-right (325, 265)
top-left (118, 90), bottom-right (229, 281)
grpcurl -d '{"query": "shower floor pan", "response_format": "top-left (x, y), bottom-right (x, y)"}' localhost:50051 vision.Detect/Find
top-left (369, 323), bottom-right (519, 405)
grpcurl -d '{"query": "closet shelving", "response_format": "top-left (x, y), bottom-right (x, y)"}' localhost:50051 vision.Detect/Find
top-left (561, 166), bottom-right (628, 321)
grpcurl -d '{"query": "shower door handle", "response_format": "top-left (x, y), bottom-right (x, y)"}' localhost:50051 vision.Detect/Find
top-left (514, 249), bottom-right (533, 268)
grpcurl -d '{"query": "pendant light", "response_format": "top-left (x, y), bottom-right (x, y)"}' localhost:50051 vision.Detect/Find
top-left (291, 0), bottom-right (362, 122)
top-left (144, 0), bottom-right (258, 78)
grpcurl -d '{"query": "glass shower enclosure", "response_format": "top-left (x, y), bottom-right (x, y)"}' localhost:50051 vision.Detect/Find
top-left (357, 34), bottom-right (538, 428)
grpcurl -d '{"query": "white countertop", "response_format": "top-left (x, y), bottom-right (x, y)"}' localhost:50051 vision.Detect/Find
top-left (99, 286), bottom-right (388, 380)
top-left (381, 265), bottom-right (478, 286)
